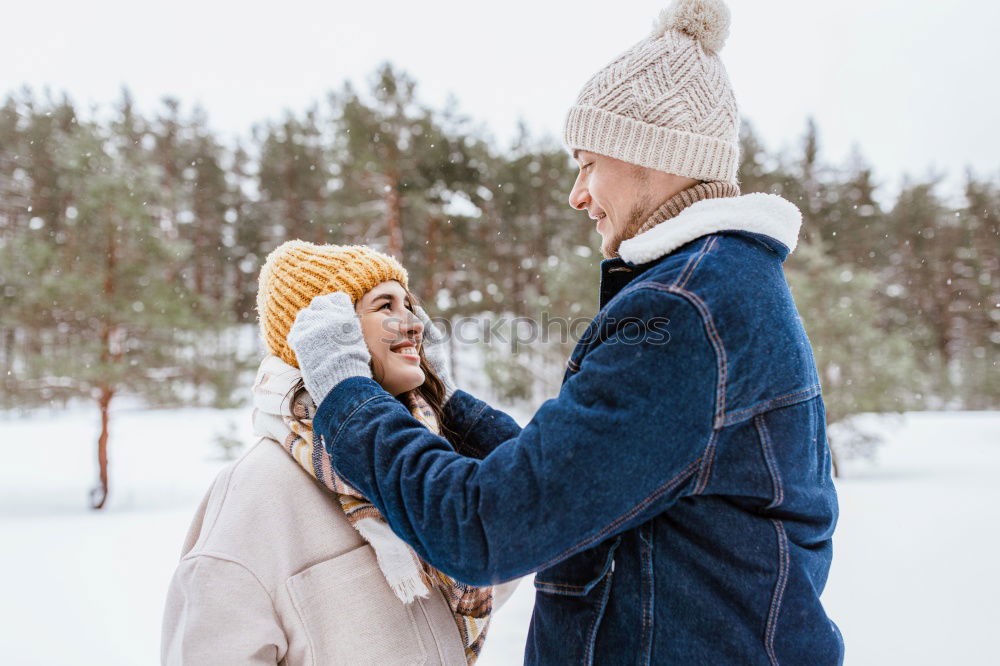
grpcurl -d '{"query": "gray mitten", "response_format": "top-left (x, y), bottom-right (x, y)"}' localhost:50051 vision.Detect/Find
top-left (287, 292), bottom-right (372, 403)
top-left (415, 305), bottom-right (456, 401)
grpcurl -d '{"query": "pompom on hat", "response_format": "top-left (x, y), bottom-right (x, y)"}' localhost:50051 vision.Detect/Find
top-left (653, 0), bottom-right (731, 53)
top-left (256, 240), bottom-right (408, 368)
top-left (563, 0), bottom-right (740, 184)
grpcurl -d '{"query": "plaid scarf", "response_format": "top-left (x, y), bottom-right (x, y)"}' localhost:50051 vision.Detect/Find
top-left (251, 355), bottom-right (493, 664)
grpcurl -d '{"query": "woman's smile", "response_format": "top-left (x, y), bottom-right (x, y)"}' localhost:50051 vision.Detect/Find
top-left (389, 341), bottom-right (421, 363)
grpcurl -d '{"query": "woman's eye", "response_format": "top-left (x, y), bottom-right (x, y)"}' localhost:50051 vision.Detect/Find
top-left (378, 302), bottom-right (392, 311)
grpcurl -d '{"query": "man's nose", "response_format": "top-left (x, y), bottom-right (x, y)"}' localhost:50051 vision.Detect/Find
top-left (568, 173), bottom-right (590, 210)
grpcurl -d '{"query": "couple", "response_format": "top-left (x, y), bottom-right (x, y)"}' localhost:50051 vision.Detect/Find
top-left (162, 1), bottom-right (844, 664)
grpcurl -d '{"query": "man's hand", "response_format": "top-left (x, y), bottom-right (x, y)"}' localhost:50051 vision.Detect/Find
top-left (287, 292), bottom-right (372, 403)
top-left (414, 306), bottom-right (456, 401)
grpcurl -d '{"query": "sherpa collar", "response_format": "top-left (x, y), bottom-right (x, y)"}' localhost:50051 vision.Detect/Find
top-left (618, 193), bottom-right (802, 265)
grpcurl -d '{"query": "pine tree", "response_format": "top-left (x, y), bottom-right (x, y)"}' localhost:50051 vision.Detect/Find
top-left (882, 178), bottom-right (957, 396)
top-left (953, 175), bottom-right (1000, 407)
top-left (786, 240), bottom-right (924, 474)
top-left (227, 142), bottom-right (262, 322)
top-left (3, 100), bottom-right (231, 508)
top-left (738, 120), bottom-right (786, 195)
top-left (56, 119), bottom-right (212, 507)
top-left (331, 64), bottom-right (471, 261)
top-left (827, 150), bottom-right (886, 271)
top-left (255, 107), bottom-right (333, 247)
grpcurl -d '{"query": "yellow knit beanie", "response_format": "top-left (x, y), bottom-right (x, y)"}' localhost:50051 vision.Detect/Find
top-left (256, 240), bottom-right (409, 368)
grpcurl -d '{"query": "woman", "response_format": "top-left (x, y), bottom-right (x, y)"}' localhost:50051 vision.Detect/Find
top-left (162, 240), bottom-right (519, 665)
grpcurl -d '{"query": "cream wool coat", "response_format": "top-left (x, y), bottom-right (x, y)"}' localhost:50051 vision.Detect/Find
top-left (162, 437), bottom-right (513, 665)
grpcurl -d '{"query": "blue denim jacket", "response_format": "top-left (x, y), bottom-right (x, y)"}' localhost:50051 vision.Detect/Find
top-left (316, 194), bottom-right (843, 665)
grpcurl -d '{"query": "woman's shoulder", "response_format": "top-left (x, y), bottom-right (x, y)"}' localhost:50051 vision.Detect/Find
top-left (170, 440), bottom-right (468, 665)
top-left (224, 436), bottom-right (325, 497)
top-left (180, 438), bottom-right (364, 588)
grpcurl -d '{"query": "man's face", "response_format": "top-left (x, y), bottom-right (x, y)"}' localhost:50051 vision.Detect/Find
top-left (568, 150), bottom-right (653, 259)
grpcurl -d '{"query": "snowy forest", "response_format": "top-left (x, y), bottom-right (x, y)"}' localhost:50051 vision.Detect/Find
top-left (1, 64), bottom-right (997, 503)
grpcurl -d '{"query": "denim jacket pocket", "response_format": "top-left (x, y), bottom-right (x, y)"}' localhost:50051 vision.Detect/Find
top-left (534, 536), bottom-right (621, 597)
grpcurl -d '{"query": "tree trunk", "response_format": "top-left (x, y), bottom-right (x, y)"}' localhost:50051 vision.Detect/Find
top-left (385, 171), bottom-right (403, 259)
top-left (0, 327), bottom-right (11, 405)
top-left (422, 215), bottom-right (440, 304)
top-left (91, 212), bottom-right (120, 510)
top-left (90, 386), bottom-right (113, 509)
top-left (448, 321), bottom-right (458, 388)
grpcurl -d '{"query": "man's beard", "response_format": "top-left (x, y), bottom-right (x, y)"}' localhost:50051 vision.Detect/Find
top-left (601, 200), bottom-right (651, 259)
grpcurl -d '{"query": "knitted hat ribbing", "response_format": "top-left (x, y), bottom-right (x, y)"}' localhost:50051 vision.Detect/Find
top-left (256, 240), bottom-right (409, 368)
top-left (563, 0), bottom-right (740, 184)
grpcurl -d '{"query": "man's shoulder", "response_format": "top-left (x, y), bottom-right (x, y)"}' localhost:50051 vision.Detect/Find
top-left (654, 233), bottom-right (821, 422)
top-left (611, 233), bottom-right (775, 313)
top-left (632, 232), bottom-right (789, 308)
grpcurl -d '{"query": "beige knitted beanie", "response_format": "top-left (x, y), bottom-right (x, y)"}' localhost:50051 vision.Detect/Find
top-left (563, 0), bottom-right (740, 185)
top-left (256, 240), bottom-right (409, 368)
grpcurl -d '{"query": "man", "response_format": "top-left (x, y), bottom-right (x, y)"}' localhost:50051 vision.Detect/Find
top-left (286, 0), bottom-right (843, 663)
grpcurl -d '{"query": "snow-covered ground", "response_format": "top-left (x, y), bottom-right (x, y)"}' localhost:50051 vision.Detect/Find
top-left (1, 407), bottom-right (997, 664)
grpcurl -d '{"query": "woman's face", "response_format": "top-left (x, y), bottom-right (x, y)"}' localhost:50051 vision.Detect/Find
top-left (356, 280), bottom-right (425, 396)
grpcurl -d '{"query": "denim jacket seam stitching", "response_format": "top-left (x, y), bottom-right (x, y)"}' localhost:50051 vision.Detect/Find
top-left (671, 236), bottom-right (714, 289)
top-left (765, 519), bottom-right (791, 666)
top-left (534, 577), bottom-right (602, 592)
top-left (671, 249), bottom-right (700, 290)
top-left (640, 523), bottom-right (655, 666)
top-left (754, 415), bottom-right (785, 508)
top-left (675, 235), bottom-right (718, 290)
top-left (611, 282), bottom-right (728, 425)
top-left (639, 283), bottom-right (727, 426)
top-left (722, 384), bottom-right (822, 426)
top-left (534, 539), bottom-right (621, 592)
top-left (534, 458), bottom-right (700, 573)
top-left (328, 393), bottom-right (395, 456)
top-left (694, 430), bottom-right (720, 495)
top-left (534, 581), bottom-right (584, 592)
top-left (533, 578), bottom-right (595, 593)
top-left (583, 572), bottom-right (614, 666)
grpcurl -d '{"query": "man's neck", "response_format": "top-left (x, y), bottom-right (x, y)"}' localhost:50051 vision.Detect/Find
top-left (635, 181), bottom-right (741, 237)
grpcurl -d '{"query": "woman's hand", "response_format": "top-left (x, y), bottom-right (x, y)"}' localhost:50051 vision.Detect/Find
top-left (288, 292), bottom-right (372, 404)
top-left (414, 306), bottom-right (456, 401)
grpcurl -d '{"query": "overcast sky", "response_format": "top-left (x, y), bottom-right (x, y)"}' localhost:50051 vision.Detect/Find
top-left (5, 0), bottom-right (998, 200)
